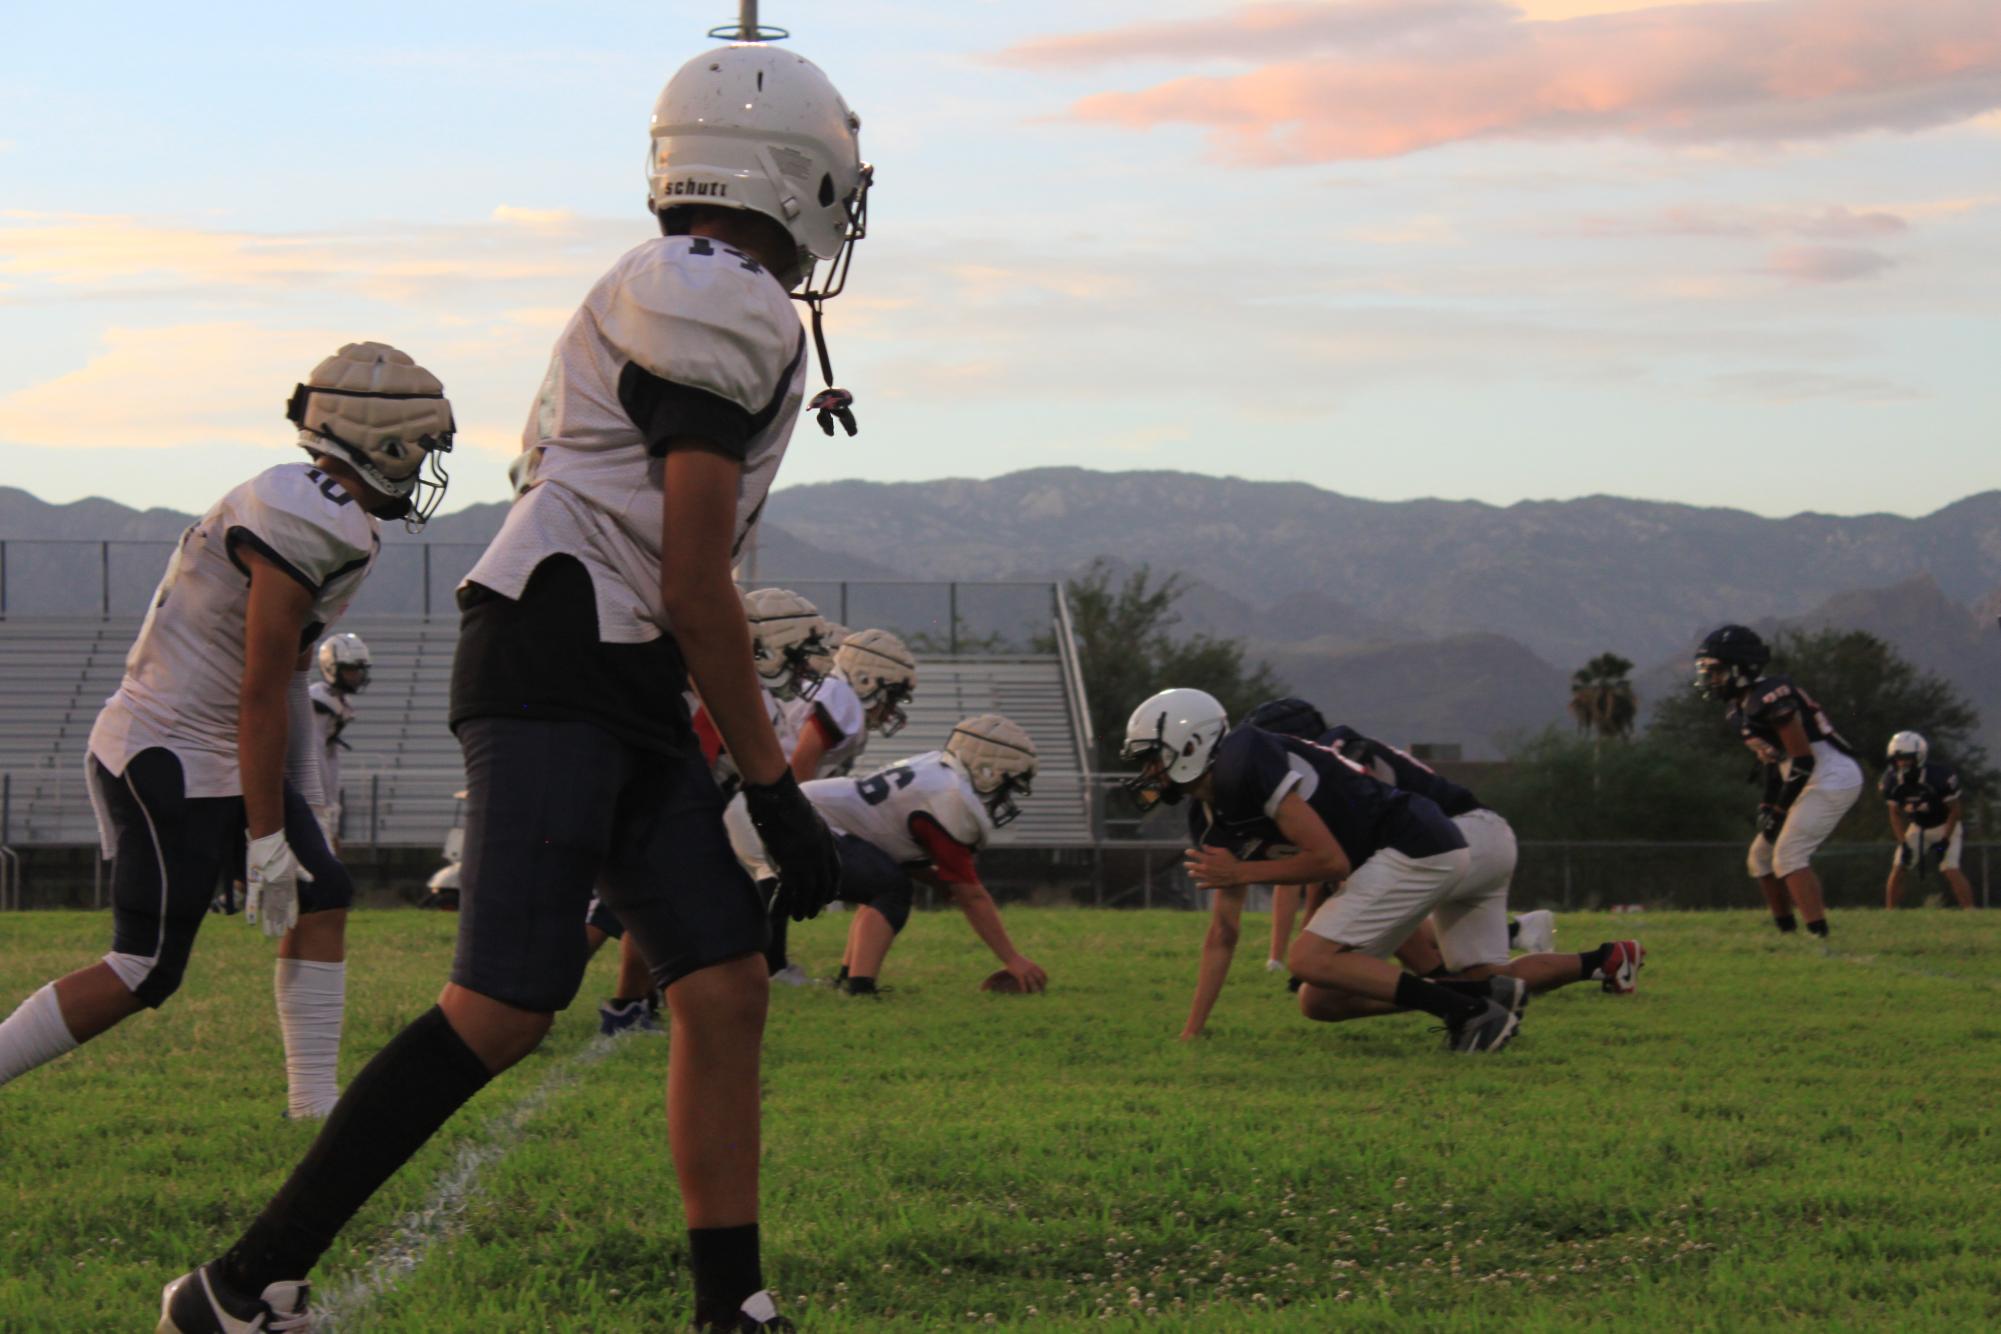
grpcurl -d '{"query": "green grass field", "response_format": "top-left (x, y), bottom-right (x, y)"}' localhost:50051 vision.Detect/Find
top-left (2, 907), bottom-right (1997, 1331)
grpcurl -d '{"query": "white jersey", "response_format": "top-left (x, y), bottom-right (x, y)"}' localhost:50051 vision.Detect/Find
top-left (725, 750), bottom-right (993, 881)
top-left (309, 681), bottom-right (356, 804)
top-left (786, 672), bottom-right (869, 777)
top-left (465, 235), bottom-right (808, 644)
top-left (89, 464), bottom-right (379, 798)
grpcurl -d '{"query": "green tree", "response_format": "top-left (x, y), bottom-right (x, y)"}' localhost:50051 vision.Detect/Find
top-left (1479, 728), bottom-right (1746, 841)
top-left (1568, 653), bottom-right (1637, 739)
top-left (1062, 559), bottom-right (1285, 770)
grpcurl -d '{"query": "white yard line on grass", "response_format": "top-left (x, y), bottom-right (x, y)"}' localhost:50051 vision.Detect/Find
top-left (313, 1032), bottom-right (627, 1330)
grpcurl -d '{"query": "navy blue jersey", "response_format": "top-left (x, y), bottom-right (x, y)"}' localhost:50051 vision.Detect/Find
top-left (1187, 726), bottom-right (1464, 868)
top-left (1878, 762), bottom-right (1960, 829)
top-left (1726, 675), bottom-right (1857, 761)
top-left (1320, 724), bottom-right (1483, 819)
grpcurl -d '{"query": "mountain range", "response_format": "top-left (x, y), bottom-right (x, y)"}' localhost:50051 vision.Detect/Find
top-left (5, 471), bottom-right (1996, 758)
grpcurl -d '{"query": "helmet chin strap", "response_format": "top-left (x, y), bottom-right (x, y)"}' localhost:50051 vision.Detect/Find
top-left (803, 296), bottom-right (856, 437)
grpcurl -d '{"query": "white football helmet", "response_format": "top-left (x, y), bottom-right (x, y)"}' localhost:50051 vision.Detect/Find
top-left (835, 629), bottom-right (917, 736)
top-left (316, 632), bottom-right (372, 693)
top-left (647, 43), bottom-right (869, 294)
top-left (805, 621), bottom-right (848, 678)
top-left (1886, 730), bottom-right (1928, 771)
top-left (946, 714), bottom-right (1038, 827)
top-left (287, 342), bottom-right (455, 527)
top-left (1121, 688), bottom-right (1229, 808)
top-left (743, 587), bottom-right (827, 699)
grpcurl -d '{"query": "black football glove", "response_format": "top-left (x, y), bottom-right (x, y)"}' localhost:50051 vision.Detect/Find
top-left (1926, 837), bottom-right (1951, 871)
top-left (1755, 804), bottom-right (1786, 840)
top-left (1895, 841), bottom-right (1913, 869)
top-left (742, 772), bottom-right (842, 922)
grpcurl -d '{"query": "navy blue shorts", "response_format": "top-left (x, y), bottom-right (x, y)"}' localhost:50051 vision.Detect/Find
top-left (96, 748), bottom-right (351, 1008)
top-left (834, 832), bottom-right (917, 935)
top-left (449, 716), bottom-right (765, 1012)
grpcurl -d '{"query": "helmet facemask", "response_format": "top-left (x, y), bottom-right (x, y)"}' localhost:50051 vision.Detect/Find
top-left (1119, 720), bottom-right (1183, 811)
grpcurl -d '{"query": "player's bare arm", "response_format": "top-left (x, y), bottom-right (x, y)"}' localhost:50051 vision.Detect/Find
top-left (661, 446), bottom-right (787, 786)
top-left (932, 873), bottom-right (1046, 991)
top-left (789, 716), bottom-right (832, 781)
top-left (237, 549), bottom-right (315, 840)
top-left (1181, 883), bottom-right (1248, 1040)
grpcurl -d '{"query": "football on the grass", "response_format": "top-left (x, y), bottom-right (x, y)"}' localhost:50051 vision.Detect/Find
top-left (980, 969), bottom-right (1026, 994)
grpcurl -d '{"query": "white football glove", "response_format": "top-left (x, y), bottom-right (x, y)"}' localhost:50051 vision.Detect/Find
top-left (245, 830), bottom-right (313, 940)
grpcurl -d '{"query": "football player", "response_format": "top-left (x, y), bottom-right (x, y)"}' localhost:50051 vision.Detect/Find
top-left (1244, 698), bottom-right (1644, 1005)
top-left (727, 715), bottom-right (1047, 995)
top-left (1125, 690), bottom-right (1524, 1053)
top-left (0, 342), bottom-right (452, 1125)
top-left (785, 626), bottom-right (918, 780)
top-left (1880, 731), bottom-right (1975, 910)
top-left (160, 41), bottom-right (867, 1334)
top-left (309, 631), bottom-right (370, 850)
top-left (1695, 626), bottom-right (1862, 937)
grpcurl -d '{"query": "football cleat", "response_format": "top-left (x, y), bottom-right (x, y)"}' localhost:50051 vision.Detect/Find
top-left (159, 1262), bottom-right (312, 1333)
top-left (1445, 997), bottom-right (1522, 1054)
top-left (769, 963), bottom-right (813, 988)
top-left (1264, 957), bottom-right (1286, 973)
top-left (1513, 909), bottom-right (1556, 954)
top-left (598, 998), bottom-right (664, 1037)
top-left (1486, 974), bottom-right (1530, 1021)
top-left (1593, 940), bottom-right (1644, 995)
top-left (732, 1289), bottom-right (798, 1331)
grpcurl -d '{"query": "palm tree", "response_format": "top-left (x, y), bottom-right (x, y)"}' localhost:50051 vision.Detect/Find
top-left (1570, 653), bottom-right (1636, 795)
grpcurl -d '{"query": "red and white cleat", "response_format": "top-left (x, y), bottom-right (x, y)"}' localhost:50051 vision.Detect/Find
top-left (1595, 940), bottom-right (1644, 995)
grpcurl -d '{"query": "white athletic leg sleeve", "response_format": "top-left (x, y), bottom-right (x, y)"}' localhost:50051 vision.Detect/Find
top-left (0, 984), bottom-right (80, 1087)
top-left (274, 959), bottom-right (345, 1118)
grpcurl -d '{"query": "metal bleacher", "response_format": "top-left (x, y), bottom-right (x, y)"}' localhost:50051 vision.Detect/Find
top-left (1, 611), bottom-right (1096, 851)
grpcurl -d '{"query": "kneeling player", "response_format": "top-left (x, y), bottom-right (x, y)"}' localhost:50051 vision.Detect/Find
top-left (1125, 689), bottom-right (1522, 1053)
top-left (1245, 697), bottom-right (1643, 1005)
top-left (728, 715), bottom-right (1046, 995)
top-left (1881, 731), bottom-right (1975, 910)
top-left (1695, 626), bottom-right (1862, 937)
top-left (0, 342), bottom-right (453, 1119)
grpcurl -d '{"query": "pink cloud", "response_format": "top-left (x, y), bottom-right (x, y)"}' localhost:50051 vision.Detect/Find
top-left (1018, 0), bottom-right (2001, 162)
top-left (989, 0), bottom-right (1510, 67)
top-left (1571, 203), bottom-right (1910, 238)
top-left (1763, 244), bottom-right (1897, 282)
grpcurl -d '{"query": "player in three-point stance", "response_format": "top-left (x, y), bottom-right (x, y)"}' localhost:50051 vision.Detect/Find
top-left (308, 631), bottom-right (370, 851)
top-left (728, 715), bottom-right (1047, 995)
top-left (1880, 731), bottom-right (1976, 910)
top-left (1694, 625), bottom-right (1862, 938)
top-left (1244, 697), bottom-right (1643, 1009)
top-left (160, 39), bottom-right (868, 1333)
top-left (1124, 689), bottom-right (1524, 1053)
top-left (0, 343), bottom-right (453, 1125)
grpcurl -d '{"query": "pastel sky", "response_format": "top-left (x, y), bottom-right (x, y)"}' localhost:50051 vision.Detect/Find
top-left (2, 0), bottom-right (1997, 518)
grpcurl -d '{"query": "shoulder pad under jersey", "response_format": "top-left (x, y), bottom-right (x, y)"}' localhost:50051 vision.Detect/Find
top-left (225, 465), bottom-right (375, 592)
top-left (596, 237), bottom-right (802, 417)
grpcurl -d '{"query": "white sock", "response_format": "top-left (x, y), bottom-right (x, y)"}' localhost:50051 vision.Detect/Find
top-left (0, 984), bottom-right (79, 1087)
top-left (274, 959), bottom-right (345, 1118)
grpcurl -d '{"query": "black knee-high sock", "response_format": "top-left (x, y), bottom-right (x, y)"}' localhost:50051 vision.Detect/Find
top-left (690, 1223), bottom-right (763, 1329)
top-left (221, 1006), bottom-right (492, 1290)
